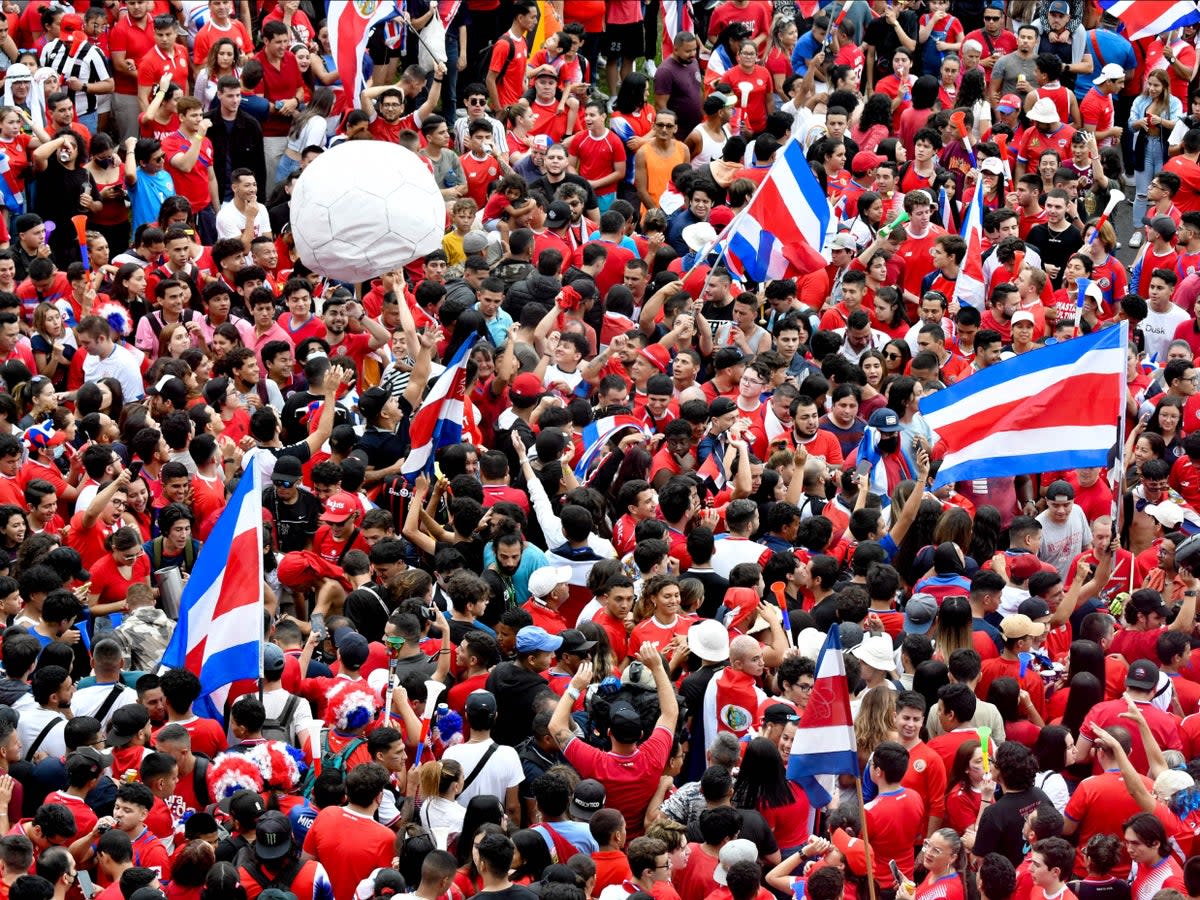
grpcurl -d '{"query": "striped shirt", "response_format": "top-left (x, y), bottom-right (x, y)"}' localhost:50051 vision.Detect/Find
top-left (40, 39), bottom-right (110, 116)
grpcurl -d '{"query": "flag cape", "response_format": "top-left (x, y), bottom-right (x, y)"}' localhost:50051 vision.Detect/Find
top-left (702, 666), bottom-right (767, 741)
top-left (718, 140), bottom-right (833, 283)
top-left (1099, 0), bottom-right (1200, 40)
top-left (402, 334), bottom-right (479, 479)
top-left (545, 545), bottom-right (607, 627)
top-left (157, 455), bottom-right (264, 724)
top-left (574, 416), bottom-right (648, 479)
top-left (328, 1), bottom-right (404, 113)
top-left (788, 626), bottom-right (857, 807)
top-left (853, 427), bottom-right (916, 506)
top-left (920, 326), bottom-right (1127, 489)
top-left (698, 452), bottom-right (727, 491)
top-left (955, 175), bottom-right (985, 309)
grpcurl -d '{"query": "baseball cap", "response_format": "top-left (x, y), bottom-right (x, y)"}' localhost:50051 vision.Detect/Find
top-left (709, 397), bottom-right (737, 418)
top-left (1131, 590), bottom-right (1170, 618)
top-left (462, 232), bottom-right (490, 255)
top-left (1048, 0), bottom-right (1070, 13)
top-left (219, 787), bottom-right (266, 820)
top-left (271, 455), bottom-right (303, 484)
top-left (831, 828), bottom-right (869, 877)
top-left (868, 408), bottom-right (902, 433)
top-left (1126, 659), bottom-right (1161, 690)
top-left (128, 890), bottom-right (168, 900)
top-left (559, 629), bottom-right (597, 656)
top-left (321, 491), bottom-right (358, 524)
top-left (530, 64), bottom-right (558, 80)
top-left (851, 150), bottom-right (885, 175)
top-left (761, 702), bottom-right (801, 726)
top-left (639, 344), bottom-right (671, 374)
top-left (1000, 613), bottom-right (1046, 640)
top-left (996, 94), bottom-right (1021, 114)
top-left (1011, 310), bottom-right (1036, 327)
top-left (333, 628), bottom-right (370, 669)
top-left (715, 839), bottom-right (758, 886)
top-left (570, 779), bottom-right (606, 821)
top-left (12, 213), bottom-right (40, 235)
top-left (1018, 597), bottom-right (1052, 621)
top-left (608, 700), bottom-right (643, 740)
top-left (263, 643), bottom-right (286, 679)
top-left (830, 233), bottom-right (857, 252)
top-left (1045, 479), bottom-right (1075, 502)
top-left (67, 747), bottom-right (113, 781)
top-left (1095, 63), bottom-right (1126, 85)
top-left (107, 704), bottom-right (149, 748)
top-left (529, 565), bottom-right (571, 599)
top-left (357, 386), bottom-right (389, 424)
top-left (903, 593), bottom-right (938, 634)
top-left (510, 372), bottom-right (546, 402)
top-left (1008, 552), bottom-right (1052, 583)
top-left (980, 156), bottom-right (1005, 175)
top-left (1145, 502), bottom-right (1186, 529)
top-left (465, 690), bottom-right (498, 720)
top-left (708, 206), bottom-right (735, 230)
top-left (254, 810), bottom-right (294, 860)
top-left (1152, 215), bottom-right (1178, 240)
top-left (515, 625), bottom-right (563, 653)
top-left (546, 201), bottom-right (570, 229)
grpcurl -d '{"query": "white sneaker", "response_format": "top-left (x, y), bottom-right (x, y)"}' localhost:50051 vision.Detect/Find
top-left (1129, 231), bottom-right (1144, 248)
top-left (644, 59), bottom-right (657, 77)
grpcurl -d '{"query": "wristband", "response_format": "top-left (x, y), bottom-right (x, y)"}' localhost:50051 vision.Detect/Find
top-left (566, 686), bottom-right (581, 700)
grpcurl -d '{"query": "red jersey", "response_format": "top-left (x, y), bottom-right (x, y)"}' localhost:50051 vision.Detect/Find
top-left (563, 726), bottom-right (672, 840)
top-left (898, 226), bottom-right (947, 298)
top-left (162, 131), bottom-right (214, 213)
top-left (302, 806), bottom-right (394, 900)
top-left (312, 524), bottom-right (370, 567)
top-left (1016, 123), bottom-right (1077, 165)
top-left (109, 12), bottom-right (155, 96)
top-left (488, 31), bottom-right (529, 108)
top-left (192, 19), bottom-right (252, 65)
top-left (864, 787), bottom-right (927, 887)
top-left (460, 152), bottom-right (502, 207)
top-left (254, 50), bottom-right (305, 138)
top-left (528, 99), bottom-right (570, 142)
top-left (725, 65), bottom-right (773, 134)
top-left (137, 44), bottom-right (189, 92)
top-left (568, 129), bottom-right (627, 197)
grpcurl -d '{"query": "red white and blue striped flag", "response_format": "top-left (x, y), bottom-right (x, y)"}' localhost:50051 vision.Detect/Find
top-left (1099, 0), bottom-right (1200, 40)
top-left (920, 326), bottom-right (1127, 489)
top-left (157, 456), bottom-right (264, 723)
top-left (717, 140), bottom-right (834, 283)
top-left (403, 334), bottom-right (479, 479)
top-left (662, 0), bottom-right (694, 57)
top-left (955, 175), bottom-right (986, 309)
top-left (328, 1), bottom-right (404, 112)
top-left (788, 625), bottom-right (857, 807)
top-left (575, 415), bottom-right (649, 480)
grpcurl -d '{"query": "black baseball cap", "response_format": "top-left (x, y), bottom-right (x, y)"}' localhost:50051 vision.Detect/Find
top-left (1126, 659), bottom-right (1161, 691)
top-left (271, 456), bottom-right (303, 484)
top-left (761, 702), bottom-right (801, 726)
top-left (253, 810), bottom-right (293, 860)
top-left (569, 779), bottom-right (606, 821)
top-left (107, 704), bottom-right (149, 748)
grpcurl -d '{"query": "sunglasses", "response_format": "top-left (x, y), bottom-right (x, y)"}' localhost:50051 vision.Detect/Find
top-left (274, 479), bottom-right (296, 489)
top-left (467, 97), bottom-right (487, 106)
top-left (983, 15), bottom-right (1001, 21)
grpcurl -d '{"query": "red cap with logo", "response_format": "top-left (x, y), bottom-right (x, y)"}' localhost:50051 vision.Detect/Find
top-left (321, 491), bottom-right (359, 524)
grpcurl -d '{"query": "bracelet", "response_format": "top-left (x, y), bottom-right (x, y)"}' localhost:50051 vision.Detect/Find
top-left (566, 686), bottom-right (581, 700)
top-left (437, 648), bottom-right (451, 654)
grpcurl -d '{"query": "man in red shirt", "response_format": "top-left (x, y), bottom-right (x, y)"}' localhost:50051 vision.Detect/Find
top-left (863, 741), bottom-right (926, 890)
top-left (897, 191), bottom-right (946, 307)
top-left (573, 215), bottom-right (635, 298)
top-left (66, 473), bottom-right (127, 571)
top-left (162, 98), bottom-right (217, 244)
top-left (321, 293), bottom-right (389, 377)
top-left (568, 100), bottom-right (628, 213)
top-left (976, 614), bottom-right (1048, 717)
top-left (108, 0), bottom-right (154, 139)
top-left (552, 646), bottom-right (677, 841)
top-left (522, 566), bottom-right (571, 633)
top-left (313, 491), bottom-right (370, 565)
top-left (486, 1), bottom-right (536, 112)
top-left (136, 14), bottom-right (188, 110)
top-left (460, 119), bottom-right (506, 208)
top-left (1075, 658), bottom-right (1185, 773)
top-left (303, 762), bottom-right (395, 900)
top-left (255, 20), bottom-right (304, 193)
top-left (966, 7), bottom-right (1017, 74)
top-left (192, 0), bottom-right (252, 65)
top-left (156, 668), bottom-right (229, 760)
top-left (1109, 584), bottom-right (1196, 664)
top-left (360, 65), bottom-right (445, 144)
top-left (528, 66), bottom-right (572, 141)
top-left (1081, 64), bottom-right (1125, 149)
top-left (1017, 98), bottom-right (1076, 177)
top-left (1163, 130), bottom-right (1200, 214)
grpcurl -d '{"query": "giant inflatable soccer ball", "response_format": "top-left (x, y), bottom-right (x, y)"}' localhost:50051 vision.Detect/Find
top-left (290, 141), bottom-right (445, 284)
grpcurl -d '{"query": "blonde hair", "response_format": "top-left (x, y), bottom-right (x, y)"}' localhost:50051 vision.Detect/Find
top-left (855, 685), bottom-right (897, 761)
top-left (418, 758), bottom-right (463, 797)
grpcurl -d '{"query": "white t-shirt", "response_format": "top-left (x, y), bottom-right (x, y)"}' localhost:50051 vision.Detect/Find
top-left (1036, 504), bottom-right (1092, 579)
top-left (1142, 303), bottom-right (1190, 363)
top-left (71, 682), bottom-right (138, 729)
top-left (215, 201), bottom-right (272, 241)
top-left (16, 706), bottom-right (67, 760)
top-left (442, 738), bottom-right (523, 806)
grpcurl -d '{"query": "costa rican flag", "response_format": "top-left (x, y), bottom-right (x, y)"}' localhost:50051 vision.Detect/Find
top-left (157, 454), bottom-right (264, 724)
top-left (662, 0), bottom-right (694, 57)
top-left (402, 334), bottom-right (479, 479)
top-left (920, 326), bottom-right (1127, 489)
top-left (718, 140), bottom-right (835, 284)
top-left (788, 625), bottom-right (858, 807)
top-left (955, 174), bottom-right (986, 310)
top-left (543, 548), bottom-right (608, 627)
top-left (575, 416), bottom-right (649, 480)
top-left (698, 452), bottom-right (726, 491)
top-left (1099, 0), bottom-right (1200, 40)
top-left (328, 1), bottom-right (404, 112)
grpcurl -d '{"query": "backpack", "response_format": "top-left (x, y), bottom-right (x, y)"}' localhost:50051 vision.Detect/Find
top-left (299, 730), bottom-right (365, 799)
top-left (478, 33), bottom-right (517, 87)
top-left (192, 753), bottom-right (211, 807)
top-left (242, 856), bottom-right (304, 894)
top-left (149, 536), bottom-right (197, 573)
top-left (261, 695), bottom-right (302, 745)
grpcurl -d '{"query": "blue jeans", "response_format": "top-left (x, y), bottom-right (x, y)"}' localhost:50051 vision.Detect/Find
top-left (441, 32), bottom-right (461, 124)
top-left (1133, 136), bottom-right (1165, 232)
top-left (275, 153), bottom-right (301, 185)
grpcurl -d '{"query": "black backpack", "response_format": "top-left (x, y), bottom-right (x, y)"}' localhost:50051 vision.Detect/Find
top-left (261, 695), bottom-right (302, 745)
top-left (242, 856), bottom-right (304, 893)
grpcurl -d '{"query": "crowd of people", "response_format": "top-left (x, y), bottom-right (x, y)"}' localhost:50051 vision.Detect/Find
top-left (3, 2), bottom-right (1200, 900)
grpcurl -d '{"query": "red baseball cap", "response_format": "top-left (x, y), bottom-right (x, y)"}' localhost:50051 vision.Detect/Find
top-left (510, 372), bottom-right (546, 402)
top-left (321, 491), bottom-right (358, 524)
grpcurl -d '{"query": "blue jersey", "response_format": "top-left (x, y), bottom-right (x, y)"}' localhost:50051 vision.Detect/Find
top-left (130, 167), bottom-right (175, 233)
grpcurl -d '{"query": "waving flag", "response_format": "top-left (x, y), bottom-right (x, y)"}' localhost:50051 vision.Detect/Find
top-left (955, 175), bottom-right (985, 310)
top-left (698, 452), bottom-right (727, 492)
top-left (662, 0), bottom-right (694, 56)
top-left (718, 140), bottom-right (834, 283)
top-left (158, 456), bottom-right (263, 724)
top-left (328, 0), bottom-right (403, 113)
top-left (575, 415), bottom-right (648, 480)
top-left (921, 326), bottom-right (1127, 489)
top-left (853, 426), bottom-right (915, 506)
top-left (402, 334), bottom-right (479, 479)
top-left (1099, 0), bottom-right (1200, 40)
top-left (788, 626), bottom-right (857, 808)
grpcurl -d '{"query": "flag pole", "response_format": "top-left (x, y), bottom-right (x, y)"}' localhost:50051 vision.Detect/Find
top-left (855, 776), bottom-right (879, 900)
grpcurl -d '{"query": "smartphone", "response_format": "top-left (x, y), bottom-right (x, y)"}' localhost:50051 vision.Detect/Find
top-left (128, 461), bottom-right (143, 480)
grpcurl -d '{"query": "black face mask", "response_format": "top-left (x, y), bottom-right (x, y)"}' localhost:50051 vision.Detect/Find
top-left (878, 433), bottom-right (900, 454)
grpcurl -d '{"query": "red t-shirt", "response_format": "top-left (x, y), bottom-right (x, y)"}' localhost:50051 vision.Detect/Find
top-left (192, 19), bottom-right (253, 65)
top-left (312, 524), bottom-right (371, 567)
top-left (725, 65), bottom-right (773, 134)
top-left (154, 716), bottom-right (228, 760)
top-left (327, 331), bottom-right (375, 371)
top-left (628, 615), bottom-right (691, 660)
top-left (563, 726), bottom-right (672, 840)
top-left (1065, 771), bottom-right (1155, 877)
top-left (66, 511), bottom-right (119, 571)
top-left (1109, 626), bottom-right (1165, 665)
top-left (1016, 123), bottom-right (1078, 165)
top-left (529, 99), bottom-right (570, 143)
top-left (137, 44), bottom-right (189, 91)
top-left (302, 806), bottom-right (394, 900)
top-left (571, 239), bottom-right (635, 298)
top-left (43, 790), bottom-right (97, 841)
top-left (864, 787), bottom-right (927, 887)
top-left (460, 152), bottom-right (502, 208)
top-left (162, 131), bottom-right (214, 213)
top-left (672, 844), bottom-right (719, 900)
top-left (89, 552), bottom-right (151, 608)
top-left (1079, 698), bottom-right (1183, 773)
top-left (568, 130), bottom-right (628, 197)
top-left (488, 31), bottom-right (529, 108)
top-left (898, 226), bottom-right (947, 298)
top-left (109, 13), bottom-right (155, 95)
top-left (254, 50), bottom-right (305, 138)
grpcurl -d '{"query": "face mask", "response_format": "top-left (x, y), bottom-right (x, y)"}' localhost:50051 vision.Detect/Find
top-left (51, 443), bottom-right (65, 460)
top-left (96, 156), bottom-right (114, 168)
top-left (878, 434), bottom-right (900, 454)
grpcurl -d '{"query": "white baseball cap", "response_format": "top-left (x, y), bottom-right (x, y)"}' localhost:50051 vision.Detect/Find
top-left (1094, 63), bottom-right (1126, 85)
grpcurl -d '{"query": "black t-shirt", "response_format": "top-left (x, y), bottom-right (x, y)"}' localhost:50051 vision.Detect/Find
top-left (475, 887), bottom-right (540, 900)
top-left (262, 485), bottom-right (321, 553)
top-left (1026, 223), bottom-right (1083, 289)
top-left (973, 786), bottom-right (1050, 865)
top-left (485, 661), bottom-right (555, 747)
top-left (1068, 877), bottom-right (1131, 900)
top-left (684, 568), bottom-right (731, 620)
top-left (344, 584), bottom-right (391, 643)
top-left (863, 11), bottom-right (920, 79)
top-left (810, 595), bottom-right (840, 633)
top-left (686, 806), bottom-right (780, 858)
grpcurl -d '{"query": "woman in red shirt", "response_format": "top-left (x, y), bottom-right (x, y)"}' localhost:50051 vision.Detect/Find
top-left (898, 829), bottom-right (966, 900)
top-left (943, 740), bottom-right (983, 835)
top-left (0, 108), bottom-right (34, 203)
top-left (263, 0), bottom-right (315, 46)
top-left (732, 737), bottom-right (811, 857)
top-left (765, 16), bottom-right (797, 102)
top-left (87, 525), bottom-right (150, 619)
top-left (874, 283), bottom-right (911, 340)
top-left (628, 575), bottom-right (692, 664)
top-left (726, 41), bottom-right (773, 135)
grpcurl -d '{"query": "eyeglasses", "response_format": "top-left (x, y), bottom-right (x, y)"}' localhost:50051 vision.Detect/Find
top-left (467, 98), bottom-right (487, 106)
top-left (655, 122), bottom-right (677, 130)
top-left (109, 499), bottom-right (126, 509)
top-left (797, 682), bottom-right (815, 691)
top-left (922, 840), bottom-right (947, 855)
